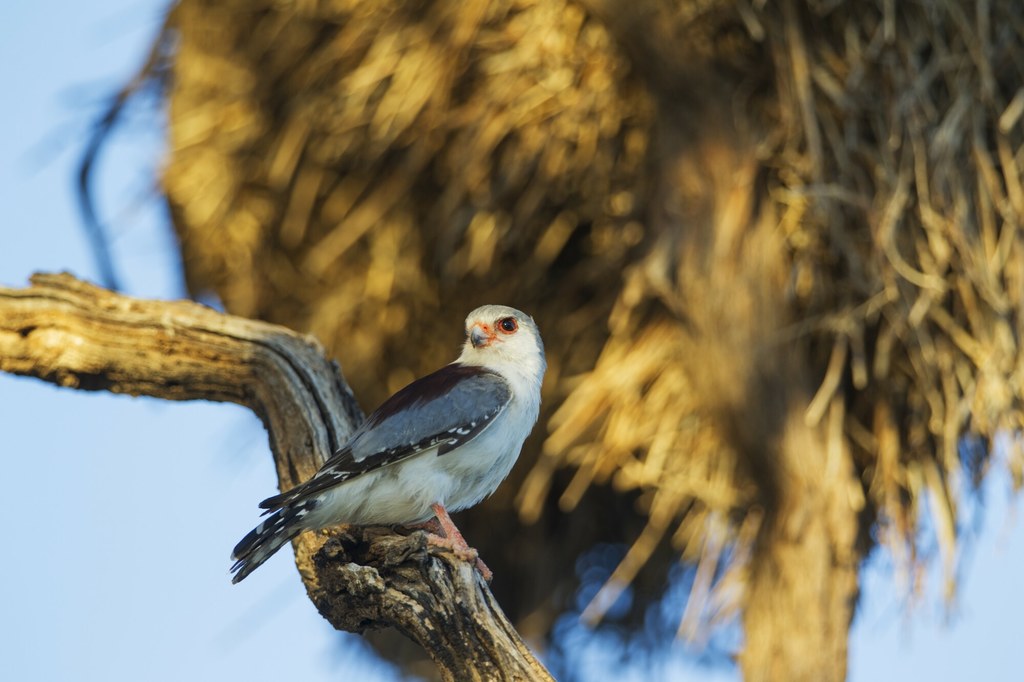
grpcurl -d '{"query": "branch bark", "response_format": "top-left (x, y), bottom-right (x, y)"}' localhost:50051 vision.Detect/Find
top-left (0, 272), bottom-right (553, 681)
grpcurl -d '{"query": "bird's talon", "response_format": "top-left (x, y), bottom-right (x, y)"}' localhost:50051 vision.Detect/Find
top-left (426, 532), bottom-right (491, 580)
top-left (475, 557), bottom-right (493, 582)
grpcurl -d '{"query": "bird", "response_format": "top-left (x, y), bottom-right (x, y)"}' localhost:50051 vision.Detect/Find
top-left (230, 304), bottom-right (546, 583)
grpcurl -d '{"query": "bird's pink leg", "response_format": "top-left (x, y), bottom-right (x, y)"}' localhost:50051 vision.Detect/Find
top-left (431, 502), bottom-right (472, 549)
top-left (425, 502), bottom-right (493, 582)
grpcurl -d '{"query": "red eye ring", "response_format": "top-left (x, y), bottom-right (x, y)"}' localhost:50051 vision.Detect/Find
top-left (497, 317), bottom-right (518, 333)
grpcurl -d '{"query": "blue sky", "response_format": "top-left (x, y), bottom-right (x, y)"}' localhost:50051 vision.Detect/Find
top-left (1, 3), bottom-right (1021, 681)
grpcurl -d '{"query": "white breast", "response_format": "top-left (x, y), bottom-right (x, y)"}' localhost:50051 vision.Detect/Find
top-left (440, 391), bottom-right (538, 512)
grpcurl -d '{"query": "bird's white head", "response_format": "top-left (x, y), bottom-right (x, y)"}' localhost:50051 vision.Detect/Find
top-left (458, 304), bottom-right (546, 388)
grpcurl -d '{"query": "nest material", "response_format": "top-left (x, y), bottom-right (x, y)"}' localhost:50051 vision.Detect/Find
top-left (157, 0), bottom-right (1024, 649)
top-left (165, 0), bottom-right (658, 639)
top-left (552, 0), bottom-right (1024, 625)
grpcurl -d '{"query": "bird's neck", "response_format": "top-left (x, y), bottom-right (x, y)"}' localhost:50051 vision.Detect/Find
top-left (457, 349), bottom-right (545, 397)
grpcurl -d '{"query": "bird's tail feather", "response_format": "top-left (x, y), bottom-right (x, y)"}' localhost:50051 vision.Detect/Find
top-left (230, 500), bottom-right (318, 583)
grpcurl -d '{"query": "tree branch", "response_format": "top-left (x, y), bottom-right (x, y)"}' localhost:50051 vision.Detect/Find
top-left (0, 272), bottom-right (553, 681)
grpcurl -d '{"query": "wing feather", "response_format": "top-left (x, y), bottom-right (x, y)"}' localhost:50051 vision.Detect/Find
top-left (258, 363), bottom-right (511, 511)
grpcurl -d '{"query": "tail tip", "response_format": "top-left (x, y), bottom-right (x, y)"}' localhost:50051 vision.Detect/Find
top-left (230, 559), bottom-right (253, 584)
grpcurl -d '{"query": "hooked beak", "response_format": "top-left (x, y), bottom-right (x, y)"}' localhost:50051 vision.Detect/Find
top-left (470, 324), bottom-right (493, 348)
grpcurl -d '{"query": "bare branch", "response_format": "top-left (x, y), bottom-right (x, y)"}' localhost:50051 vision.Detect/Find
top-left (0, 272), bottom-right (553, 681)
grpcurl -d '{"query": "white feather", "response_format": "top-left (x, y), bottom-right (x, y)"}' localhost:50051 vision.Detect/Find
top-left (307, 304), bottom-right (544, 526)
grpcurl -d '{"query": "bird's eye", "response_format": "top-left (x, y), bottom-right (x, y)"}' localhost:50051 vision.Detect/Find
top-left (498, 317), bottom-right (518, 333)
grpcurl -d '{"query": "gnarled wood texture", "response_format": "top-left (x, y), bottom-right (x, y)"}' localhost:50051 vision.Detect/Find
top-left (0, 272), bottom-right (553, 682)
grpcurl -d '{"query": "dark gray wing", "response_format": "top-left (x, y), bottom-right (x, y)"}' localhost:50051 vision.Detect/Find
top-left (258, 363), bottom-right (511, 511)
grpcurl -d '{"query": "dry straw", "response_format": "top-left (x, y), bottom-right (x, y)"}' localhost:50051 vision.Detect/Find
top-left (150, 0), bottom-right (1024, 641)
